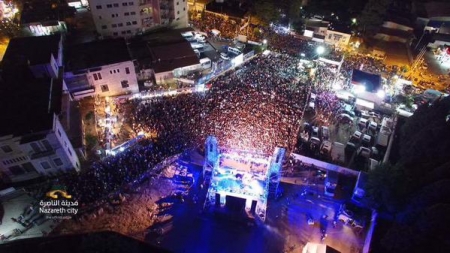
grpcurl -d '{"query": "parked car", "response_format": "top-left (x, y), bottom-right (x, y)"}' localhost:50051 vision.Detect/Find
top-left (358, 147), bottom-right (371, 158)
top-left (320, 126), bottom-right (330, 140)
top-left (320, 141), bottom-right (332, 156)
top-left (350, 131), bottom-right (363, 143)
top-left (358, 118), bottom-right (368, 130)
top-left (310, 137), bottom-right (321, 150)
top-left (220, 52), bottom-right (230, 60)
top-left (362, 134), bottom-right (372, 147)
top-left (311, 126), bottom-right (320, 139)
top-left (369, 121), bottom-right (377, 132)
top-left (337, 114), bottom-right (353, 124)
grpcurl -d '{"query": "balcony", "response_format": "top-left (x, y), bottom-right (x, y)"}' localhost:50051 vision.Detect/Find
top-left (30, 149), bottom-right (56, 160)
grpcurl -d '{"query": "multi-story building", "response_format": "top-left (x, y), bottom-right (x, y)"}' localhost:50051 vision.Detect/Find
top-left (64, 38), bottom-right (139, 100)
top-left (0, 35), bottom-right (81, 183)
top-left (89, 0), bottom-right (188, 38)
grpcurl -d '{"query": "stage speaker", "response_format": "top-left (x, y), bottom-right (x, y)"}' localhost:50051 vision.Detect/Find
top-left (215, 193), bottom-right (221, 207)
top-left (225, 196), bottom-right (246, 213)
top-left (250, 200), bottom-right (257, 214)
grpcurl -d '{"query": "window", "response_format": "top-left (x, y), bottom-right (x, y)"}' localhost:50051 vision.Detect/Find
top-left (54, 158), bottom-right (63, 166)
top-left (112, 24), bottom-right (117, 28)
top-left (22, 162), bottom-right (36, 172)
top-left (58, 129), bottom-right (62, 137)
top-left (30, 143), bottom-right (42, 153)
top-left (132, 21), bottom-right (137, 25)
top-left (124, 12), bottom-right (129, 16)
top-left (113, 3), bottom-right (119, 7)
top-left (9, 166), bottom-right (25, 175)
top-left (99, 16), bottom-right (102, 20)
top-left (93, 73), bottom-right (102, 80)
top-left (121, 80), bottom-right (129, 88)
top-left (122, 2), bottom-right (128, 6)
top-left (127, 30), bottom-right (131, 34)
top-left (41, 161), bottom-right (51, 170)
top-left (177, 11), bottom-right (179, 14)
top-left (126, 22), bottom-right (131, 26)
top-left (117, 69), bottom-right (120, 73)
top-left (183, 7), bottom-right (185, 11)
top-left (130, 11), bottom-right (136, 15)
top-left (129, 2), bottom-right (134, 5)
top-left (110, 70), bottom-right (113, 74)
top-left (101, 25), bottom-right (107, 29)
top-left (1, 145), bottom-right (12, 153)
top-left (101, 85), bottom-right (109, 92)
top-left (121, 31), bottom-right (126, 34)
top-left (67, 148), bottom-right (72, 157)
top-left (125, 67), bottom-right (130, 74)
top-left (113, 32), bottom-right (118, 36)
top-left (96, 5), bottom-right (102, 9)
top-left (41, 140), bottom-right (52, 151)
top-left (118, 23), bottom-right (123, 27)
top-left (177, 2), bottom-right (179, 5)
top-left (107, 4), bottom-right (112, 8)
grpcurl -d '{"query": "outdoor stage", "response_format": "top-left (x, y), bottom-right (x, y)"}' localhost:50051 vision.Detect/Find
top-left (202, 136), bottom-right (285, 222)
top-left (205, 150), bottom-right (271, 221)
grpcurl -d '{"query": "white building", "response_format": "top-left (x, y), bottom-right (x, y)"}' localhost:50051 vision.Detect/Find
top-left (324, 28), bottom-right (351, 48)
top-left (89, 0), bottom-right (188, 38)
top-left (64, 38), bottom-right (139, 100)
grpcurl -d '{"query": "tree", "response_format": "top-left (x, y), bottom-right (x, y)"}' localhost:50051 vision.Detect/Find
top-left (358, 0), bottom-right (393, 35)
top-left (368, 97), bottom-right (450, 252)
top-left (252, 0), bottom-right (279, 26)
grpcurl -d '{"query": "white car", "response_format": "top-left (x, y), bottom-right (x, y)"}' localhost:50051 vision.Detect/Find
top-left (220, 52), bottom-right (230, 60)
top-left (362, 134), bottom-right (371, 147)
top-left (352, 131), bottom-right (363, 140)
top-left (358, 118), bottom-right (368, 130)
top-left (320, 140), bottom-right (332, 155)
top-left (369, 121), bottom-right (377, 132)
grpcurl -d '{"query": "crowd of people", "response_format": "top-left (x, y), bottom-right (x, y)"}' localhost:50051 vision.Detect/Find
top-left (191, 12), bottom-right (243, 39)
top-left (133, 53), bottom-right (309, 154)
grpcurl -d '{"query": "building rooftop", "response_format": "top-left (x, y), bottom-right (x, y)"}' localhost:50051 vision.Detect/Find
top-left (65, 38), bottom-right (132, 71)
top-left (384, 14), bottom-right (413, 28)
top-left (20, 0), bottom-right (76, 24)
top-left (432, 33), bottom-right (450, 43)
top-left (1, 34), bottom-right (61, 67)
top-left (0, 67), bottom-right (62, 137)
top-left (128, 30), bottom-right (199, 73)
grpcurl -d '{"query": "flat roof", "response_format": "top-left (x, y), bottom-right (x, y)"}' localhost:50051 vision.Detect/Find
top-left (432, 33), bottom-right (450, 43)
top-left (206, 1), bottom-right (248, 19)
top-left (0, 67), bottom-right (62, 136)
top-left (128, 30), bottom-right (199, 73)
top-left (376, 27), bottom-right (413, 39)
top-left (65, 38), bottom-right (131, 71)
top-left (1, 34), bottom-right (61, 67)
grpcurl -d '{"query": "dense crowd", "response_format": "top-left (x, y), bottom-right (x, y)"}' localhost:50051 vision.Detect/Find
top-left (133, 53), bottom-right (309, 154)
top-left (192, 12), bottom-right (242, 39)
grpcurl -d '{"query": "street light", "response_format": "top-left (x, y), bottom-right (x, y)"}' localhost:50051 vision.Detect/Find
top-left (352, 18), bottom-right (357, 24)
top-left (263, 39), bottom-right (267, 44)
top-left (316, 46), bottom-right (325, 55)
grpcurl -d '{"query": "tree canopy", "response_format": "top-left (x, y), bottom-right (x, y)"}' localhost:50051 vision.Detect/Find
top-left (366, 97), bottom-right (450, 252)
